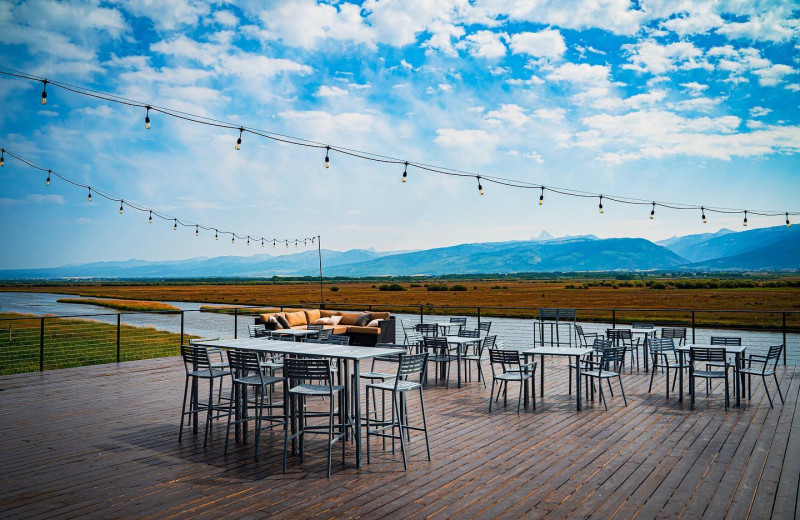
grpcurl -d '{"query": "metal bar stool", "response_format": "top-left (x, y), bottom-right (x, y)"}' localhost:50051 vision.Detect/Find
top-left (179, 345), bottom-right (230, 447)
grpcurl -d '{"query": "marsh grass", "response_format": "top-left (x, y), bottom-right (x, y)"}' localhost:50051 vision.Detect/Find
top-left (56, 298), bottom-right (181, 313)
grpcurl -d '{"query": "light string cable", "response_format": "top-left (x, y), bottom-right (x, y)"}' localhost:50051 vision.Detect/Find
top-left (1, 67), bottom-right (796, 226)
top-left (0, 147), bottom-right (320, 248)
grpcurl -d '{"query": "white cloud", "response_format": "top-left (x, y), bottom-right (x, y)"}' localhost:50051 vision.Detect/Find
top-left (484, 104), bottom-right (530, 126)
top-left (753, 64), bottom-right (795, 86)
top-left (661, 11), bottom-right (723, 36)
top-left (279, 110), bottom-right (375, 135)
top-left (505, 76), bottom-right (544, 86)
top-left (546, 63), bottom-right (610, 84)
top-left (668, 96), bottom-right (724, 112)
top-left (534, 108), bottom-right (566, 122)
top-left (211, 10), bottom-right (238, 27)
top-left (524, 151), bottom-right (544, 164)
top-left (316, 85), bottom-right (349, 97)
top-left (116, 0), bottom-right (210, 31)
top-left (508, 29), bottom-right (566, 60)
top-left (0, 194), bottom-right (65, 205)
top-left (716, 11), bottom-right (800, 42)
top-left (680, 82), bottom-right (708, 96)
top-left (786, 83), bottom-right (800, 92)
top-left (434, 128), bottom-right (499, 149)
top-left (461, 30), bottom-right (506, 59)
top-left (622, 40), bottom-right (708, 75)
top-left (750, 106), bottom-right (772, 117)
top-left (257, 0), bottom-right (374, 49)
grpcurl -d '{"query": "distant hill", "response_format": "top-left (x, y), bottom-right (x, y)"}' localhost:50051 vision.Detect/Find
top-left (657, 228), bottom-right (734, 257)
top-left (686, 228), bottom-right (800, 270)
top-left (671, 226), bottom-right (797, 264)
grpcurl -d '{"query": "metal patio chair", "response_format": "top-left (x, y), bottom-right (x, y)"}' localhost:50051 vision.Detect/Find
top-left (580, 345), bottom-right (627, 410)
top-left (569, 337), bottom-right (612, 395)
top-left (422, 336), bottom-right (457, 387)
top-left (689, 347), bottom-right (731, 410)
top-left (462, 334), bottom-right (495, 387)
top-left (661, 327), bottom-right (687, 346)
top-left (575, 324), bottom-right (598, 347)
top-left (606, 329), bottom-right (640, 373)
top-left (740, 345), bottom-right (785, 408)
top-left (478, 321), bottom-right (492, 334)
top-left (647, 337), bottom-right (688, 398)
top-left (488, 348), bottom-right (536, 413)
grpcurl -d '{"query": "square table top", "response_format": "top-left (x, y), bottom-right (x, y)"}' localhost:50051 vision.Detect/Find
top-left (192, 337), bottom-right (401, 360)
top-left (270, 328), bottom-right (319, 336)
top-left (678, 343), bottom-right (748, 354)
top-left (519, 346), bottom-right (594, 356)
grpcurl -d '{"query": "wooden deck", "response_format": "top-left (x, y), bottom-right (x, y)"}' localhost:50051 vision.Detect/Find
top-left (0, 356), bottom-right (798, 519)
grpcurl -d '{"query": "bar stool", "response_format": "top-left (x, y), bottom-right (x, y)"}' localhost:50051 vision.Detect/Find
top-left (179, 345), bottom-right (230, 447)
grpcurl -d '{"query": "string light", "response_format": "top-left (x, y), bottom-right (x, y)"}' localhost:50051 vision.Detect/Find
top-left (650, 202), bottom-right (655, 220)
top-left (247, 236), bottom-right (250, 246)
top-left (173, 218), bottom-right (177, 231)
top-left (148, 210), bottom-right (152, 224)
top-left (295, 239), bottom-right (298, 248)
top-left (743, 210), bottom-right (748, 227)
top-left (0, 149), bottom-right (4, 167)
top-left (286, 240), bottom-right (289, 248)
top-left (145, 106), bottom-right (150, 130)
top-left (5, 71), bottom-right (796, 227)
top-left (119, 200), bottom-right (124, 214)
top-left (215, 229), bottom-right (218, 240)
top-left (599, 195), bottom-right (604, 214)
top-left (787, 212), bottom-right (791, 228)
top-left (195, 225), bottom-right (199, 237)
top-left (236, 127), bottom-right (243, 150)
top-left (477, 176), bottom-right (484, 195)
top-left (261, 238), bottom-right (264, 247)
top-left (46, 169), bottom-right (50, 186)
top-left (88, 187), bottom-right (92, 202)
top-left (40, 79), bottom-right (47, 105)
top-left (273, 239), bottom-right (276, 248)
top-left (701, 206), bottom-right (707, 223)
top-left (231, 235), bottom-right (234, 243)
top-left (402, 161), bottom-right (408, 183)
top-left (539, 187), bottom-right (544, 205)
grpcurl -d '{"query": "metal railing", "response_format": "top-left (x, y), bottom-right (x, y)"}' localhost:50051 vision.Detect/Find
top-left (1, 302), bottom-right (797, 375)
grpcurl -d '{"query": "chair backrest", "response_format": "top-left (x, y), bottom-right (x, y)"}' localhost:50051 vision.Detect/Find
top-left (489, 348), bottom-right (521, 367)
top-left (632, 322), bottom-right (654, 329)
top-left (416, 323), bottom-right (439, 336)
top-left (306, 324), bottom-right (325, 331)
top-left (592, 337), bottom-right (613, 351)
top-left (248, 324), bottom-right (266, 338)
top-left (606, 329), bottom-right (632, 341)
top-left (181, 344), bottom-right (211, 371)
top-left (661, 327), bottom-right (687, 339)
top-left (600, 345), bottom-right (626, 366)
top-left (226, 349), bottom-right (263, 380)
top-left (423, 336), bottom-right (449, 354)
top-left (316, 328), bottom-right (332, 341)
top-left (478, 321), bottom-right (492, 332)
top-left (458, 329), bottom-right (480, 338)
top-left (405, 330), bottom-right (423, 347)
top-left (648, 337), bottom-right (675, 353)
top-left (327, 334), bottom-right (350, 345)
top-left (690, 347), bottom-right (727, 364)
top-left (395, 353), bottom-right (428, 381)
top-left (482, 334), bottom-right (497, 352)
top-left (284, 357), bottom-right (333, 384)
top-left (450, 317), bottom-right (467, 325)
top-left (710, 336), bottom-right (741, 346)
top-left (576, 324), bottom-right (587, 336)
top-left (765, 345), bottom-right (783, 365)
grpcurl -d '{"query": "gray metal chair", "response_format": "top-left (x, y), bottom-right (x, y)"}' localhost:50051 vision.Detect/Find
top-left (706, 336), bottom-right (742, 392)
top-left (405, 330), bottom-right (424, 354)
top-left (647, 337), bottom-right (688, 398)
top-left (359, 343), bottom-right (407, 431)
top-left (606, 329), bottom-right (640, 373)
top-left (224, 350), bottom-right (285, 461)
top-left (462, 334), bottom-right (494, 387)
top-left (661, 327), bottom-right (687, 345)
top-left (283, 357), bottom-right (348, 477)
top-left (569, 337), bottom-right (611, 395)
top-left (478, 321), bottom-right (492, 334)
top-left (689, 347), bottom-right (731, 410)
top-left (179, 345), bottom-right (230, 447)
top-left (422, 336), bottom-right (457, 387)
top-left (366, 353), bottom-right (430, 470)
top-left (580, 345), bottom-right (627, 410)
top-left (326, 334), bottom-right (350, 345)
top-left (575, 324), bottom-right (598, 347)
top-left (401, 319), bottom-right (416, 345)
top-left (740, 345), bottom-right (784, 408)
top-left (488, 348), bottom-right (536, 413)
top-left (416, 323), bottom-right (439, 337)
top-left (248, 324), bottom-right (268, 338)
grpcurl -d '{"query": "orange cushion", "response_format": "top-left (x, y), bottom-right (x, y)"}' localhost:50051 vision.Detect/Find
top-left (332, 325), bottom-right (349, 335)
top-left (259, 312), bottom-right (284, 323)
top-left (320, 310), bottom-right (341, 318)
top-left (369, 311), bottom-right (390, 321)
top-left (339, 312), bottom-right (363, 326)
top-left (304, 309), bottom-right (321, 323)
top-left (285, 311), bottom-right (307, 327)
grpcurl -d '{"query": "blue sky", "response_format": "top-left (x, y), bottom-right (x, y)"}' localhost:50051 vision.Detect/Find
top-left (0, 0), bottom-right (798, 269)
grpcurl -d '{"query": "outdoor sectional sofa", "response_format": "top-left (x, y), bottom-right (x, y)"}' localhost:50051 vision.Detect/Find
top-left (256, 308), bottom-right (396, 346)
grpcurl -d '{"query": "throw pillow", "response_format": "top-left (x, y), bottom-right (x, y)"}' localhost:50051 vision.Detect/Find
top-left (367, 319), bottom-right (381, 327)
top-left (312, 317), bottom-right (331, 325)
top-left (354, 312), bottom-right (372, 326)
top-left (275, 314), bottom-right (291, 329)
top-left (329, 315), bottom-right (343, 326)
top-left (266, 316), bottom-right (280, 330)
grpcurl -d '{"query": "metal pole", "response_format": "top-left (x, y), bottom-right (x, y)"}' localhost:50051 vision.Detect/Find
top-left (782, 312), bottom-right (787, 365)
top-left (318, 235), bottom-right (324, 308)
top-left (420, 305), bottom-right (424, 324)
top-left (691, 311), bottom-right (696, 343)
top-left (180, 311), bottom-right (185, 345)
top-left (39, 317), bottom-right (44, 372)
top-left (116, 314), bottom-right (121, 363)
top-left (477, 307), bottom-right (481, 328)
top-left (612, 310), bottom-right (616, 329)
top-left (234, 308), bottom-right (238, 339)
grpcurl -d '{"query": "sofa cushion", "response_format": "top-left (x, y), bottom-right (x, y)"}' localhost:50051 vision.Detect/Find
top-left (370, 311), bottom-right (391, 321)
top-left (265, 316), bottom-right (280, 330)
top-left (312, 317), bottom-right (331, 325)
top-left (329, 315), bottom-right (343, 326)
top-left (285, 311), bottom-right (307, 327)
top-left (347, 326), bottom-right (380, 335)
top-left (367, 319), bottom-right (381, 328)
top-left (320, 310), bottom-right (341, 318)
top-left (332, 325), bottom-right (349, 335)
top-left (354, 312), bottom-right (372, 326)
top-left (304, 309), bottom-right (321, 323)
top-left (339, 312), bottom-right (363, 326)
top-left (275, 314), bottom-right (291, 329)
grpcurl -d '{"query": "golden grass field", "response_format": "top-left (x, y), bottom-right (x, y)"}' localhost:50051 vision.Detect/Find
top-left (4, 280), bottom-right (799, 329)
top-left (56, 298), bottom-right (181, 312)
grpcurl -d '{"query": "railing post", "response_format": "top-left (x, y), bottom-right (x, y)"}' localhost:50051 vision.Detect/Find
top-left (477, 307), bottom-right (481, 327)
top-left (782, 312), bottom-right (787, 365)
top-left (420, 305), bottom-right (424, 324)
top-left (116, 314), bottom-right (121, 363)
top-left (612, 310), bottom-right (616, 329)
top-left (691, 311), bottom-right (696, 343)
top-left (234, 308), bottom-right (238, 339)
top-left (39, 317), bottom-right (44, 372)
top-left (180, 311), bottom-right (185, 346)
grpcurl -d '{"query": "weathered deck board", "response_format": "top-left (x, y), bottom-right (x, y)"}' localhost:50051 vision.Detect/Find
top-left (0, 356), bottom-right (797, 519)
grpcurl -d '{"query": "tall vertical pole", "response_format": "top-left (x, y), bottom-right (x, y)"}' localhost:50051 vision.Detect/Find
top-left (318, 235), bottom-right (324, 308)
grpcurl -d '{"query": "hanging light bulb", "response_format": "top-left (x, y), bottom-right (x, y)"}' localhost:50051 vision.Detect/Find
top-left (701, 206), bottom-right (707, 223)
top-left (477, 176), bottom-right (484, 195)
top-left (232, 235), bottom-right (235, 244)
top-left (145, 106), bottom-right (151, 130)
top-left (119, 200), bottom-right (124, 214)
top-left (88, 187), bottom-right (92, 202)
top-left (261, 238), bottom-right (264, 247)
top-left (273, 239), bottom-right (276, 248)
top-left (402, 161), bottom-right (408, 183)
top-left (295, 240), bottom-right (298, 248)
top-left (247, 236), bottom-right (250, 246)
top-left (599, 195), bottom-right (604, 214)
top-left (304, 238), bottom-right (308, 246)
top-left (650, 202), bottom-right (655, 220)
top-left (324, 146), bottom-right (330, 169)
top-left (743, 210), bottom-right (748, 227)
top-left (195, 225), bottom-right (199, 237)
top-left (0, 149), bottom-right (5, 167)
top-left (285, 240), bottom-right (289, 248)
top-left (539, 187), bottom-right (544, 205)
top-left (236, 127), bottom-right (243, 150)
top-left (215, 229), bottom-right (218, 240)
top-left (148, 211), bottom-right (152, 224)
top-left (40, 80), bottom-right (47, 105)
top-left (46, 170), bottom-right (51, 186)
top-left (173, 219), bottom-right (177, 231)
top-left (787, 212), bottom-right (791, 228)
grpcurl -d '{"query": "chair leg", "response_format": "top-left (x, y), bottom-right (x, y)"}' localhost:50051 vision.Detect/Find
top-left (619, 375), bottom-right (627, 407)
top-left (478, 362), bottom-right (486, 389)
top-left (690, 373), bottom-right (695, 410)
top-left (179, 375), bottom-right (190, 442)
top-left (648, 364), bottom-right (656, 392)
top-left (224, 381), bottom-right (236, 454)
top-left (282, 390), bottom-right (290, 474)
top-left (365, 385), bottom-right (372, 464)
top-left (665, 365), bottom-right (670, 399)
top-left (774, 373), bottom-right (785, 404)
top-left (394, 392), bottom-right (408, 470)
top-left (489, 379), bottom-right (495, 412)
top-left (762, 375), bottom-right (774, 408)
top-left (327, 395), bottom-right (335, 478)
top-left (204, 378), bottom-right (214, 447)
top-left (517, 380), bottom-right (523, 414)
top-left (724, 374), bottom-right (730, 411)
top-left (254, 385), bottom-right (265, 461)
top-left (598, 379), bottom-right (607, 411)
top-left (419, 387), bottom-right (431, 461)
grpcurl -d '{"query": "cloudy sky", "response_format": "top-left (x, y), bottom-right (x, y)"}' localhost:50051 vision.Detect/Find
top-left (0, 0), bottom-right (798, 269)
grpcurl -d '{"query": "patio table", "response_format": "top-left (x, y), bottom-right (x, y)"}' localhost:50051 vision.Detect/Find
top-left (193, 337), bottom-right (400, 468)
top-left (442, 336), bottom-right (481, 388)
top-left (632, 327), bottom-right (656, 372)
top-left (676, 344), bottom-right (748, 407)
top-left (269, 328), bottom-right (319, 341)
top-left (517, 347), bottom-right (594, 411)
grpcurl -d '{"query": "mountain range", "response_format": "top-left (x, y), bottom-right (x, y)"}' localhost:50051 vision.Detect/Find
top-left (0, 226), bottom-right (796, 279)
